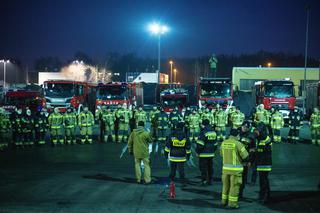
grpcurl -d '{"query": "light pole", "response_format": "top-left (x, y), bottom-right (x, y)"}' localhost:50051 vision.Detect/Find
top-left (173, 68), bottom-right (177, 83)
top-left (0, 60), bottom-right (10, 89)
top-left (303, 5), bottom-right (310, 114)
top-left (169, 60), bottom-right (173, 83)
top-left (148, 23), bottom-right (169, 83)
top-left (267, 62), bottom-right (272, 68)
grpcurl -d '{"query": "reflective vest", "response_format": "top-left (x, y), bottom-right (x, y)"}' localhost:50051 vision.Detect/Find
top-left (310, 112), bottom-right (320, 128)
top-left (215, 110), bottom-right (227, 127)
top-left (64, 112), bottom-right (77, 128)
top-left (157, 113), bottom-right (169, 129)
top-left (271, 112), bottom-right (284, 129)
top-left (231, 112), bottom-right (245, 126)
top-left (102, 111), bottom-right (115, 126)
top-left (188, 113), bottom-right (201, 129)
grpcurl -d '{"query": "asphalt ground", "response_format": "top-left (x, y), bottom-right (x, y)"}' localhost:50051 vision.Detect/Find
top-left (0, 125), bottom-right (319, 213)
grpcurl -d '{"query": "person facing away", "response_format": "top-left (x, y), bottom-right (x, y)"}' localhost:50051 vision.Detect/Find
top-left (128, 121), bottom-right (153, 184)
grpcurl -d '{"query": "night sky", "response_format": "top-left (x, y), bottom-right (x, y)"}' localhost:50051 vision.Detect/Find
top-left (0, 0), bottom-right (319, 65)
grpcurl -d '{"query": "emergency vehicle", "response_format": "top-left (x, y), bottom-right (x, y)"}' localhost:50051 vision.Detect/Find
top-left (2, 89), bottom-right (44, 113)
top-left (198, 77), bottom-right (233, 109)
top-left (160, 88), bottom-right (189, 113)
top-left (306, 81), bottom-right (320, 116)
top-left (253, 79), bottom-right (295, 117)
top-left (43, 80), bottom-right (96, 113)
top-left (95, 82), bottom-right (143, 108)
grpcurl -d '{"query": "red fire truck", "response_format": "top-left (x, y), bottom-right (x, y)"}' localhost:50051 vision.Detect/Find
top-left (43, 80), bottom-right (96, 113)
top-left (198, 77), bottom-right (233, 109)
top-left (3, 89), bottom-right (44, 113)
top-left (160, 88), bottom-right (189, 113)
top-left (306, 81), bottom-right (320, 116)
top-left (95, 82), bottom-right (143, 108)
top-left (253, 79), bottom-right (295, 117)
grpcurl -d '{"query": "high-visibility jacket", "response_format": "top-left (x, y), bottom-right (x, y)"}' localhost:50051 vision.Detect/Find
top-left (270, 112), bottom-right (284, 129)
top-left (10, 112), bottom-right (22, 133)
top-left (215, 110), bottom-right (227, 127)
top-left (0, 114), bottom-right (11, 133)
top-left (201, 112), bottom-right (214, 125)
top-left (165, 132), bottom-right (191, 162)
top-left (48, 112), bottom-right (63, 128)
top-left (135, 110), bottom-right (147, 124)
top-left (63, 112), bottom-right (77, 128)
top-left (21, 115), bottom-right (34, 133)
top-left (169, 112), bottom-right (183, 129)
top-left (310, 112), bottom-right (320, 128)
top-left (34, 114), bottom-right (48, 132)
top-left (220, 136), bottom-right (249, 174)
top-left (157, 112), bottom-right (169, 129)
top-left (196, 126), bottom-right (218, 158)
top-left (78, 111), bottom-right (94, 127)
top-left (256, 136), bottom-right (272, 172)
top-left (188, 113), bottom-right (201, 129)
top-left (231, 111), bottom-right (245, 127)
top-left (255, 109), bottom-right (270, 125)
top-left (149, 109), bottom-right (160, 126)
top-left (102, 111), bottom-right (115, 126)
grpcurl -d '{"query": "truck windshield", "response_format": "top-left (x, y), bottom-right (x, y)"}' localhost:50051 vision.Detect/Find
top-left (265, 83), bottom-right (294, 98)
top-left (97, 86), bottom-right (127, 100)
top-left (162, 96), bottom-right (187, 107)
top-left (44, 83), bottom-right (74, 98)
top-left (200, 82), bottom-right (231, 98)
top-left (5, 96), bottom-right (40, 110)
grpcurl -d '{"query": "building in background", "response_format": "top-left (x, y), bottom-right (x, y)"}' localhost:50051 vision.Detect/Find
top-left (126, 72), bottom-right (168, 84)
top-left (232, 67), bottom-right (320, 95)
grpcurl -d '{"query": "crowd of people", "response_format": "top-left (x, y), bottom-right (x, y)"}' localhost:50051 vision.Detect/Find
top-left (0, 103), bottom-right (319, 209)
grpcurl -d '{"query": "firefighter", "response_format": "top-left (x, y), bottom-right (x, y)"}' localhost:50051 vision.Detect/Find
top-left (164, 122), bottom-right (191, 186)
top-left (202, 107), bottom-right (214, 125)
top-left (196, 119), bottom-right (217, 185)
top-left (149, 106), bottom-right (160, 140)
top-left (114, 104), bottom-right (122, 142)
top-left (135, 106), bottom-right (147, 127)
top-left (288, 106), bottom-right (303, 143)
top-left (21, 109), bottom-right (34, 146)
top-left (116, 104), bottom-right (131, 143)
top-left (157, 108), bottom-right (169, 148)
top-left (270, 108), bottom-right (284, 143)
top-left (48, 108), bottom-right (64, 146)
top-left (169, 107), bottom-right (183, 134)
top-left (187, 109), bottom-right (201, 142)
top-left (254, 104), bottom-right (270, 125)
top-left (239, 121), bottom-right (257, 197)
top-left (220, 128), bottom-right (249, 209)
top-left (129, 105), bottom-right (137, 132)
top-left (0, 108), bottom-right (11, 150)
top-left (231, 108), bottom-right (245, 129)
top-left (102, 106), bottom-right (115, 142)
top-left (95, 105), bottom-right (105, 143)
top-left (184, 106), bottom-right (192, 135)
top-left (34, 109), bottom-right (48, 145)
top-left (310, 107), bottom-right (320, 145)
top-left (11, 108), bottom-right (23, 147)
top-left (255, 123), bottom-right (272, 204)
top-left (64, 107), bottom-right (77, 145)
top-left (78, 106), bottom-right (95, 144)
top-left (227, 105), bottom-right (237, 126)
top-left (215, 105), bottom-right (228, 141)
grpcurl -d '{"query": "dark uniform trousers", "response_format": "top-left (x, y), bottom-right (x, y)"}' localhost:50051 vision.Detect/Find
top-left (170, 162), bottom-right (185, 181)
top-left (259, 171), bottom-right (270, 200)
top-left (199, 157), bottom-right (213, 182)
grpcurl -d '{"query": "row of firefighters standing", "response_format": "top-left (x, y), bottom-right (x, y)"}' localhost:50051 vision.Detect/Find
top-left (0, 106), bottom-right (95, 149)
top-left (0, 102), bottom-right (319, 150)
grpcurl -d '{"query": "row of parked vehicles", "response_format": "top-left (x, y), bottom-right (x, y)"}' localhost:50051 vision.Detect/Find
top-left (0, 78), bottom-right (319, 118)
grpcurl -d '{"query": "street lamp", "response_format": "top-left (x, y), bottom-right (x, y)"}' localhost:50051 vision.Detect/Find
top-left (0, 59), bottom-right (10, 89)
top-left (267, 62), bottom-right (272, 67)
top-left (173, 68), bottom-right (177, 83)
top-left (169, 60), bottom-right (173, 83)
top-left (148, 22), bottom-right (169, 83)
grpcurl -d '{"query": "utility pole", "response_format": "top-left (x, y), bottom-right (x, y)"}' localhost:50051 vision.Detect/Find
top-left (303, 5), bottom-right (310, 114)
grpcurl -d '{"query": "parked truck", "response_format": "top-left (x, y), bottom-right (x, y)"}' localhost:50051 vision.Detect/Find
top-left (198, 77), bottom-right (233, 109)
top-left (252, 79), bottom-right (295, 118)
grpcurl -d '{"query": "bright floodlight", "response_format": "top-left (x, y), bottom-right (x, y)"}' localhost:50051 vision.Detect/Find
top-left (148, 23), bottom-right (169, 35)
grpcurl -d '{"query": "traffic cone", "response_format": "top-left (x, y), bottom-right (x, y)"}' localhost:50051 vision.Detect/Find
top-left (169, 181), bottom-right (176, 199)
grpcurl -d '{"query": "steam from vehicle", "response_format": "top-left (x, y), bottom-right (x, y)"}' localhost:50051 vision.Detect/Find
top-left (59, 62), bottom-right (112, 83)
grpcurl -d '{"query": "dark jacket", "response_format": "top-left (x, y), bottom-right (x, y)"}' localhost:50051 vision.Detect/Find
top-left (196, 125), bottom-right (218, 158)
top-left (256, 135), bottom-right (272, 172)
top-left (288, 110), bottom-right (303, 128)
top-left (165, 130), bottom-right (191, 162)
